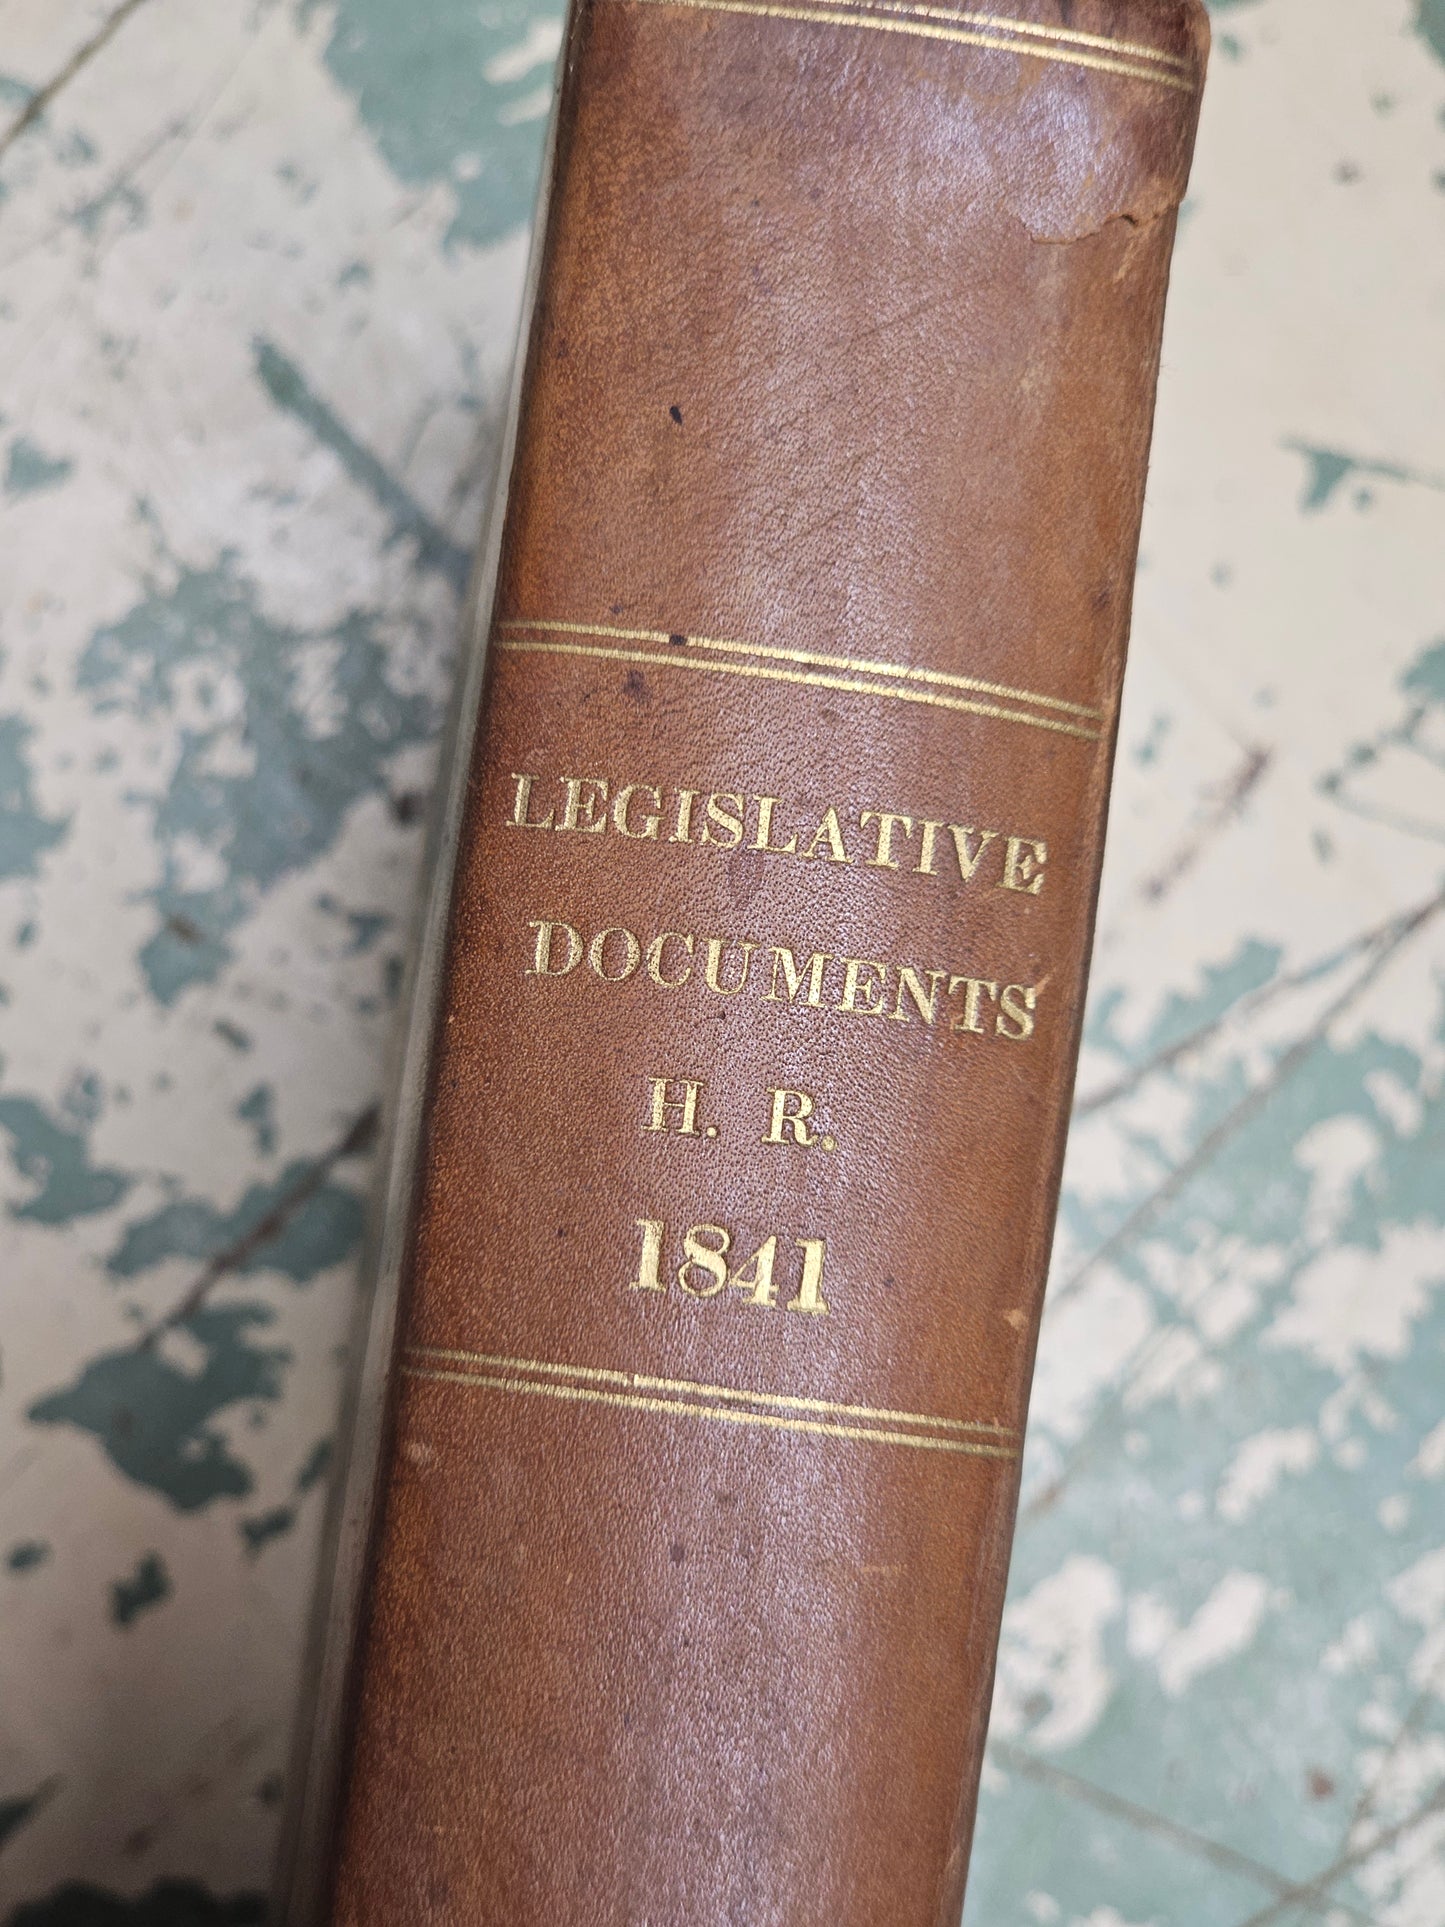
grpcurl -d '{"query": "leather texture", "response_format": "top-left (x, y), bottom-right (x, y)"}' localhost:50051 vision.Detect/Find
top-left (325, 2), bottom-right (1207, 1919)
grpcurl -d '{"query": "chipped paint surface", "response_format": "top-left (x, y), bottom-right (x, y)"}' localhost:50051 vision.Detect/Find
top-left (0, 0), bottom-right (1440, 1918)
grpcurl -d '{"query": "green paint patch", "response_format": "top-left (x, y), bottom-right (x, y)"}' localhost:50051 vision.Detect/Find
top-left (109, 1552), bottom-right (169, 1628)
top-left (1417, 0), bottom-right (1445, 64)
top-left (1402, 637), bottom-right (1445, 702)
top-left (1086, 939), bottom-right (1282, 1064)
top-left (0, 1779), bottom-right (57, 1852)
top-left (0, 713), bottom-right (67, 881)
top-left (76, 555), bottom-right (438, 1004)
top-left (984, 963), bottom-right (1445, 1914)
top-left (316, 892), bottom-right (391, 954)
top-left (72, 178), bottom-right (147, 244)
top-left (6, 1540), bottom-right (50, 1572)
top-left (311, 0), bottom-right (558, 250)
top-left (1285, 438), bottom-right (1445, 512)
top-left (296, 1436), bottom-right (332, 1491)
top-left (9, 1883), bottom-right (265, 1926)
top-left (28, 1305), bottom-right (288, 1510)
top-left (107, 1159), bottom-right (364, 1284)
top-left (239, 1504), bottom-right (296, 1557)
top-left (237, 1085), bottom-right (276, 1156)
top-left (1320, 637), bottom-right (1445, 841)
top-left (0, 1086), bottom-right (132, 1225)
top-left (254, 340), bottom-right (469, 591)
top-left (4, 437), bottom-right (73, 496)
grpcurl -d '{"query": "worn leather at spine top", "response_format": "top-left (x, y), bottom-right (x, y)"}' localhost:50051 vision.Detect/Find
top-left (312, 2), bottom-right (1208, 1919)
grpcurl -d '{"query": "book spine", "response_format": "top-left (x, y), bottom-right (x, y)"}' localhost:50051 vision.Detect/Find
top-left (306, 2), bottom-right (1207, 1918)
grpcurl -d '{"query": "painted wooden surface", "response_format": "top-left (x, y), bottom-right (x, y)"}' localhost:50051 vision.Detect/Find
top-left (0, 0), bottom-right (1441, 1920)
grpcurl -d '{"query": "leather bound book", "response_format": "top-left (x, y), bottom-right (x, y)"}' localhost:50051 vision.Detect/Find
top-left (280, 2), bottom-right (1208, 1920)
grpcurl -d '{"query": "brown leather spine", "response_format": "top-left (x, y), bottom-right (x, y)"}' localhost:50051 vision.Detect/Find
top-left (323, 3), bottom-right (1207, 1919)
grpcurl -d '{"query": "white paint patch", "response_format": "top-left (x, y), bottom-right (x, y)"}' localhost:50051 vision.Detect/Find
top-left (290, 636), bottom-right (346, 740)
top-left (1124, 1324), bottom-right (1223, 1413)
top-left (1387, 1548), bottom-right (1445, 1696)
top-left (1294, 1114), bottom-right (1380, 1242)
top-left (1319, 1373), bottom-right (1399, 1444)
top-left (1265, 1228), bottom-right (1445, 1375)
top-left (1365, 1067), bottom-right (1425, 1138)
top-left (1216, 1426), bottom-right (1319, 1522)
top-left (499, 84), bottom-right (557, 127)
top-left (1127, 1572), bottom-right (1277, 1697)
top-left (1033, 1269), bottom-right (1153, 1441)
top-left (1352, 1740), bottom-right (1445, 1927)
top-left (1322, 1613), bottom-right (1377, 1677)
top-left (484, 18), bottom-right (564, 84)
top-left (992, 1556), bottom-right (1122, 1751)
top-left (1410, 1417), bottom-right (1445, 1480)
top-left (167, 830), bottom-right (229, 894)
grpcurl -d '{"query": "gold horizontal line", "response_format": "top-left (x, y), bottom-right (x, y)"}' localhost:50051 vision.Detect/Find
top-left (928, 7), bottom-right (1191, 72)
top-left (497, 638), bottom-right (1102, 742)
top-left (402, 1364), bottom-right (1019, 1459)
top-left (407, 1345), bottom-right (1017, 1437)
top-left (499, 619), bottom-right (1103, 722)
top-left (626, 0), bottom-right (1197, 92)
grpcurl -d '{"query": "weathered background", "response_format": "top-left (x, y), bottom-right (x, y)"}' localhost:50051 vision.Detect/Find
top-left (0, 0), bottom-right (1441, 1921)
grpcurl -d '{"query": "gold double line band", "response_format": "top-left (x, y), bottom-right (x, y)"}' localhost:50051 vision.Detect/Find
top-left (403, 1345), bottom-right (1019, 1460)
top-left (497, 619), bottom-right (1106, 744)
top-left (626, 0), bottom-right (1197, 92)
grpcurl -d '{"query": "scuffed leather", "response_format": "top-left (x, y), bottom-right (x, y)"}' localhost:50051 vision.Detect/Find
top-left (327, 2), bottom-right (1207, 1921)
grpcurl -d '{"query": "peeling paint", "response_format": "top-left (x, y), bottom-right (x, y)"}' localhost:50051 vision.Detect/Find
top-left (0, 714), bottom-right (67, 882)
top-left (76, 558), bottom-right (438, 1003)
top-left (310, 0), bottom-right (558, 249)
top-left (110, 1551), bottom-right (170, 1628)
top-left (107, 1160), bottom-right (364, 1284)
top-left (0, 1086), bottom-right (132, 1225)
top-left (28, 1307), bottom-right (289, 1510)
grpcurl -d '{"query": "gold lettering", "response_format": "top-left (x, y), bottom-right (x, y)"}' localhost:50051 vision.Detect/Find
top-left (612, 783), bottom-right (661, 839)
top-left (801, 806), bottom-right (850, 863)
top-left (914, 819), bottom-right (944, 875)
top-left (527, 919), bottom-right (582, 976)
top-left (646, 931), bottom-right (694, 988)
top-left (559, 776), bottom-right (608, 832)
top-left (836, 956), bottom-right (889, 1016)
top-left (764, 1088), bottom-right (817, 1146)
top-left (703, 937), bottom-right (756, 996)
top-left (630, 1218), bottom-right (665, 1291)
top-left (751, 795), bottom-right (798, 856)
top-left (525, 908), bottom-right (1041, 1054)
top-left (948, 825), bottom-right (997, 882)
top-left (859, 810), bottom-right (914, 870)
top-left (509, 772), bottom-right (556, 830)
top-left (766, 947), bottom-right (832, 1007)
top-left (701, 792), bottom-right (744, 848)
top-left (671, 788), bottom-right (699, 843)
top-left (1001, 836), bottom-right (1047, 894)
top-left (647, 1077), bottom-right (702, 1135)
top-left (588, 926), bottom-right (641, 981)
top-left (997, 983), bottom-right (1038, 1039)
top-left (892, 966), bottom-right (949, 1025)
top-left (788, 1238), bottom-right (829, 1315)
top-left (678, 1223), bottom-right (730, 1297)
top-left (948, 975), bottom-right (999, 1034)
top-left (627, 1217), bottom-right (830, 1313)
top-left (730, 1235), bottom-right (779, 1308)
